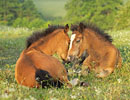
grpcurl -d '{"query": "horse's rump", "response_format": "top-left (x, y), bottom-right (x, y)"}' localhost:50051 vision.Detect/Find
top-left (15, 48), bottom-right (71, 88)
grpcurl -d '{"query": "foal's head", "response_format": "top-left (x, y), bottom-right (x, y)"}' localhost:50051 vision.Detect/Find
top-left (67, 22), bottom-right (113, 61)
top-left (26, 24), bottom-right (70, 61)
top-left (55, 24), bottom-right (70, 60)
top-left (67, 23), bottom-right (85, 61)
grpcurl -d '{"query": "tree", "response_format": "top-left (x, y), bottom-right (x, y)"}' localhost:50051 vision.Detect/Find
top-left (0, 0), bottom-right (42, 26)
top-left (65, 0), bottom-right (123, 30)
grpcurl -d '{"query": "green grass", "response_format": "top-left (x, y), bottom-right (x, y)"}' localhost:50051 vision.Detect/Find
top-left (33, 0), bottom-right (68, 18)
top-left (0, 26), bottom-right (130, 100)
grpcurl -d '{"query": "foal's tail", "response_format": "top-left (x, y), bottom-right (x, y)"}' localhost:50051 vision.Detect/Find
top-left (117, 50), bottom-right (122, 68)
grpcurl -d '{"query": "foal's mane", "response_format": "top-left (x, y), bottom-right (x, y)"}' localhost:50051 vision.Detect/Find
top-left (26, 25), bottom-right (65, 48)
top-left (71, 23), bottom-right (113, 42)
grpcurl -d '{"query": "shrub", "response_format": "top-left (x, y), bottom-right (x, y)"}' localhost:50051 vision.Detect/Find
top-left (13, 17), bottom-right (46, 29)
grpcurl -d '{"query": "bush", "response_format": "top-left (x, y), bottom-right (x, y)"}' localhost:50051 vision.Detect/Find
top-left (13, 18), bottom-right (29, 28)
top-left (13, 17), bottom-right (46, 29)
top-left (65, 0), bottom-right (123, 30)
top-left (28, 18), bottom-right (46, 28)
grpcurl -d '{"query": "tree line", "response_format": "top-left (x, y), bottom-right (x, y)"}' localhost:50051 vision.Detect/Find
top-left (0, 0), bottom-right (130, 30)
top-left (0, 0), bottom-right (47, 28)
top-left (65, 0), bottom-right (130, 30)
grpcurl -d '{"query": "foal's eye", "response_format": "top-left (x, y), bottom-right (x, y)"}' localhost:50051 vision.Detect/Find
top-left (76, 40), bottom-right (80, 43)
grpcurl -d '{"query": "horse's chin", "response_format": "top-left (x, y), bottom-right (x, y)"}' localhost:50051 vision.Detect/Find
top-left (62, 60), bottom-right (71, 65)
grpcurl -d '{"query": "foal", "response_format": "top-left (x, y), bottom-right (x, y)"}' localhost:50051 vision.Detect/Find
top-left (67, 23), bottom-right (122, 78)
top-left (15, 24), bottom-right (72, 88)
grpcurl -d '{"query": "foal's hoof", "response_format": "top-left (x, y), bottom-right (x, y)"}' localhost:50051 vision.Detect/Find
top-left (67, 84), bottom-right (73, 89)
top-left (96, 70), bottom-right (109, 78)
top-left (70, 78), bottom-right (80, 86)
top-left (96, 73), bottom-right (106, 78)
top-left (80, 82), bottom-right (89, 87)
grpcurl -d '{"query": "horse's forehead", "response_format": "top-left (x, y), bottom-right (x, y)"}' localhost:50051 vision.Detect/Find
top-left (69, 34), bottom-right (76, 50)
top-left (70, 34), bottom-right (76, 41)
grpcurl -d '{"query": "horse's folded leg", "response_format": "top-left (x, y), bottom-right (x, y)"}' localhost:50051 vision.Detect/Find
top-left (66, 82), bottom-right (73, 88)
top-left (59, 76), bottom-right (72, 88)
top-left (96, 68), bottom-right (114, 78)
top-left (62, 80), bottom-right (72, 88)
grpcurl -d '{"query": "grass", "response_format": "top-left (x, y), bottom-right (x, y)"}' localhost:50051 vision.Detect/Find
top-left (0, 26), bottom-right (130, 100)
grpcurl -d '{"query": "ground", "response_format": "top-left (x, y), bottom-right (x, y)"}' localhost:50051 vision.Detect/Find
top-left (0, 26), bottom-right (130, 100)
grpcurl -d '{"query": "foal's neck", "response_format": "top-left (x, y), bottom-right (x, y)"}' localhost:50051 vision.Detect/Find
top-left (37, 31), bottom-right (61, 55)
top-left (31, 30), bottom-right (64, 56)
top-left (84, 29), bottom-right (110, 53)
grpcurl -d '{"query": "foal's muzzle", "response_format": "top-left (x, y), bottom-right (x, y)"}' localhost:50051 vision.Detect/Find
top-left (67, 55), bottom-right (75, 62)
top-left (62, 59), bottom-right (71, 64)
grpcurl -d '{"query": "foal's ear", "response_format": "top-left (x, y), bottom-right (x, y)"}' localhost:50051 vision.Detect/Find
top-left (79, 22), bottom-right (85, 33)
top-left (64, 24), bottom-right (69, 33)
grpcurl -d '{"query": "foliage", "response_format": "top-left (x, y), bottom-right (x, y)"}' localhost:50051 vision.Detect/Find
top-left (0, 0), bottom-right (43, 27)
top-left (0, 26), bottom-right (130, 99)
top-left (65, 0), bottom-right (123, 30)
top-left (114, 1), bottom-right (130, 30)
top-left (13, 17), bottom-right (46, 29)
top-left (0, 0), bottom-right (68, 28)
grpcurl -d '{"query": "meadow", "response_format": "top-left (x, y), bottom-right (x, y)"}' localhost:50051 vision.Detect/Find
top-left (0, 26), bottom-right (130, 100)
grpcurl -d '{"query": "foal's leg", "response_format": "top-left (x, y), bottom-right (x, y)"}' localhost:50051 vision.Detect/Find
top-left (59, 74), bottom-right (72, 88)
top-left (81, 56), bottom-right (93, 76)
top-left (82, 55), bottom-right (95, 70)
top-left (96, 50), bottom-right (117, 78)
top-left (95, 65), bottom-right (114, 78)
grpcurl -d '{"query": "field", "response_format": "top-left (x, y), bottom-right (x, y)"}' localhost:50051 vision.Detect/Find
top-left (0, 26), bottom-right (130, 100)
top-left (33, 0), bottom-right (67, 18)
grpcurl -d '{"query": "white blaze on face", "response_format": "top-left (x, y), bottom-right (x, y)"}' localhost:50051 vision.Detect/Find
top-left (69, 34), bottom-right (76, 51)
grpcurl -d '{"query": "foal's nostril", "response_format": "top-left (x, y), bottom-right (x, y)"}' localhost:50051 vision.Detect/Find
top-left (67, 55), bottom-right (74, 61)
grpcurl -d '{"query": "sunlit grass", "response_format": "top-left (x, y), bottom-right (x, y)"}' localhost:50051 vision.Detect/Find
top-left (0, 26), bottom-right (130, 100)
